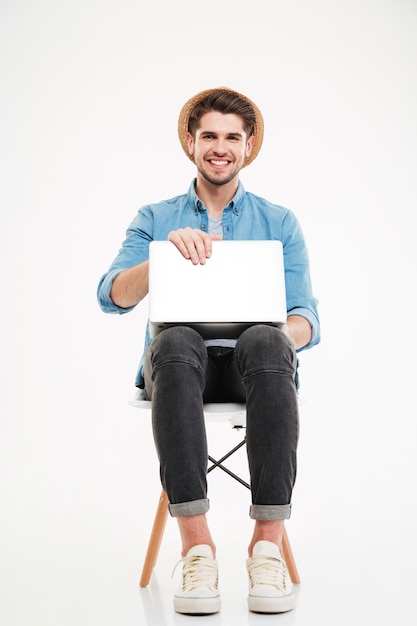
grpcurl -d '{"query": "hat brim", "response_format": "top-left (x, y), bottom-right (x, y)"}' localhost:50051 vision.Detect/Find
top-left (178, 87), bottom-right (264, 168)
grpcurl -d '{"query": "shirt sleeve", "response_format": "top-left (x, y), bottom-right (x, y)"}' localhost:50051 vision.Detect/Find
top-left (281, 210), bottom-right (320, 351)
top-left (97, 206), bottom-right (153, 314)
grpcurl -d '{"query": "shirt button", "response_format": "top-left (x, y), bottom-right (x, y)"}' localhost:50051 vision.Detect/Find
top-left (201, 224), bottom-right (207, 230)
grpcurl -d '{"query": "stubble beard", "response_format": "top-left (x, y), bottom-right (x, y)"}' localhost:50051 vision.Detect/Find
top-left (197, 158), bottom-right (243, 187)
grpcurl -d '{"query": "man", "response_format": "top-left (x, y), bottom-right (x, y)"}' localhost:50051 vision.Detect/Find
top-left (97, 87), bottom-right (320, 615)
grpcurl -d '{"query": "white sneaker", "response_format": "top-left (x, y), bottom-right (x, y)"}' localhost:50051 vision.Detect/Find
top-left (247, 540), bottom-right (295, 613)
top-left (173, 544), bottom-right (220, 614)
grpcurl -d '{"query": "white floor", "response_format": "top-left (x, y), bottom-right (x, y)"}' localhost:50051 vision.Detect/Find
top-left (1, 386), bottom-right (415, 626)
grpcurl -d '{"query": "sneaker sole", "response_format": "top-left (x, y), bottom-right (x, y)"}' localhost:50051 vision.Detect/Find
top-left (174, 595), bottom-right (221, 615)
top-left (248, 592), bottom-right (296, 613)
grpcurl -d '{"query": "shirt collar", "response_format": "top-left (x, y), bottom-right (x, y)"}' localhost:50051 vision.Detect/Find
top-left (187, 178), bottom-right (246, 214)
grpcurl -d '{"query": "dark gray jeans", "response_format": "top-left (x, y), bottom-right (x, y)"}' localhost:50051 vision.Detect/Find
top-left (144, 325), bottom-right (299, 520)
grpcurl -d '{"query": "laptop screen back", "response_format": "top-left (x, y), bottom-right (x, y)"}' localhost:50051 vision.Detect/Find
top-left (148, 240), bottom-right (287, 339)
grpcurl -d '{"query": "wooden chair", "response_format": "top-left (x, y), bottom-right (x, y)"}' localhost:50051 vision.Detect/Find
top-left (129, 389), bottom-right (301, 587)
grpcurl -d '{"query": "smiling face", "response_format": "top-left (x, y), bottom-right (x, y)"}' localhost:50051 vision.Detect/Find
top-left (186, 111), bottom-right (255, 187)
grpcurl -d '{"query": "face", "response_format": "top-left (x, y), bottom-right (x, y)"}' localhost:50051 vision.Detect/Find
top-left (186, 111), bottom-right (255, 186)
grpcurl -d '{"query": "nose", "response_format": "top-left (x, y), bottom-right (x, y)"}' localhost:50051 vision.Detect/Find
top-left (213, 137), bottom-right (227, 154)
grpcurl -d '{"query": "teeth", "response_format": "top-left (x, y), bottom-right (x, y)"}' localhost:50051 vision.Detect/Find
top-left (211, 160), bottom-right (228, 166)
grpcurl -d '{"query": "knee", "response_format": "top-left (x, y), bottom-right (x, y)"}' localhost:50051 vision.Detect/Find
top-left (239, 324), bottom-right (291, 351)
top-left (236, 325), bottom-right (296, 373)
top-left (150, 326), bottom-right (207, 364)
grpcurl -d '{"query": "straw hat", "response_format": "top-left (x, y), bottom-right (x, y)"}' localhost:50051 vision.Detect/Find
top-left (177, 86), bottom-right (264, 168)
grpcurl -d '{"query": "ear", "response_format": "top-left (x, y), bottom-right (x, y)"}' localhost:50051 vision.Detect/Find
top-left (246, 134), bottom-right (256, 158)
top-left (186, 131), bottom-right (194, 156)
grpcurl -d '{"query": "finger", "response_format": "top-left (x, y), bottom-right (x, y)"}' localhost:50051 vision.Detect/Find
top-left (185, 230), bottom-right (213, 264)
top-left (167, 230), bottom-right (191, 259)
top-left (169, 228), bottom-right (212, 265)
top-left (202, 234), bottom-right (222, 260)
top-left (176, 228), bottom-right (202, 264)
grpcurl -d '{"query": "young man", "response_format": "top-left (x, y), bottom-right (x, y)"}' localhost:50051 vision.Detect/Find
top-left (98, 87), bottom-right (320, 615)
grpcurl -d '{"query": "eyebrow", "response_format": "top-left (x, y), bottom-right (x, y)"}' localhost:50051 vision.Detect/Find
top-left (200, 130), bottom-right (244, 139)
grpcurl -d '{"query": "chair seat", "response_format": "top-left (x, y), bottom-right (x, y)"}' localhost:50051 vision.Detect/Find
top-left (129, 388), bottom-right (247, 426)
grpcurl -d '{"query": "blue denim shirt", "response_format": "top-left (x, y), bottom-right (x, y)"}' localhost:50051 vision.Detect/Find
top-left (97, 180), bottom-right (320, 387)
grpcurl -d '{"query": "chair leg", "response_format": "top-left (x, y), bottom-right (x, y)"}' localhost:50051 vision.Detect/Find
top-left (140, 495), bottom-right (301, 586)
top-left (282, 526), bottom-right (300, 584)
top-left (139, 489), bottom-right (169, 587)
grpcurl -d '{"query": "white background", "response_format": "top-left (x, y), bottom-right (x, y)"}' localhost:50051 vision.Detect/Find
top-left (1, 1), bottom-right (416, 625)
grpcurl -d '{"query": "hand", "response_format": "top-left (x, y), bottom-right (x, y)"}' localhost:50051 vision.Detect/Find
top-left (168, 227), bottom-right (222, 265)
top-left (282, 315), bottom-right (312, 350)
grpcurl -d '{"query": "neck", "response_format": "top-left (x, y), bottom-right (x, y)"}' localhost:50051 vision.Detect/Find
top-left (194, 175), bottom-right (238, 219)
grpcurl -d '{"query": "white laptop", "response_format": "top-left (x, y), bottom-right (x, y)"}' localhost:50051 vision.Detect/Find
top-left (148, 240), bottom-right (287, 339)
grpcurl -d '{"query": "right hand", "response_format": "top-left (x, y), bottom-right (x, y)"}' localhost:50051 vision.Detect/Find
top-left (168, 228), bottom-right (222, 265)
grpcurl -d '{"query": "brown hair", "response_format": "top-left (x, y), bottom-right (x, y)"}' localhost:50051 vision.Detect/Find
top-left (187, 89), bottom-right (257, 139)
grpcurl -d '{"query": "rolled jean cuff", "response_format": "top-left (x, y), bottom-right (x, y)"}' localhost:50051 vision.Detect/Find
top-left (249, 503), bottom-right (292, 520)
top-left (169, 498), bottom-right (210, 518)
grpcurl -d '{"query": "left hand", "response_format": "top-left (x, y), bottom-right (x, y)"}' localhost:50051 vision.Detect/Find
top-left (282, 315), bottom-right (312, 350)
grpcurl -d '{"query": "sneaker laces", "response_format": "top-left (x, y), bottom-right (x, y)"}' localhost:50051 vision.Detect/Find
top-left (173, 555), bottom-right (218, 592)
top-left (247, 555), bottom-right (289, 592)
